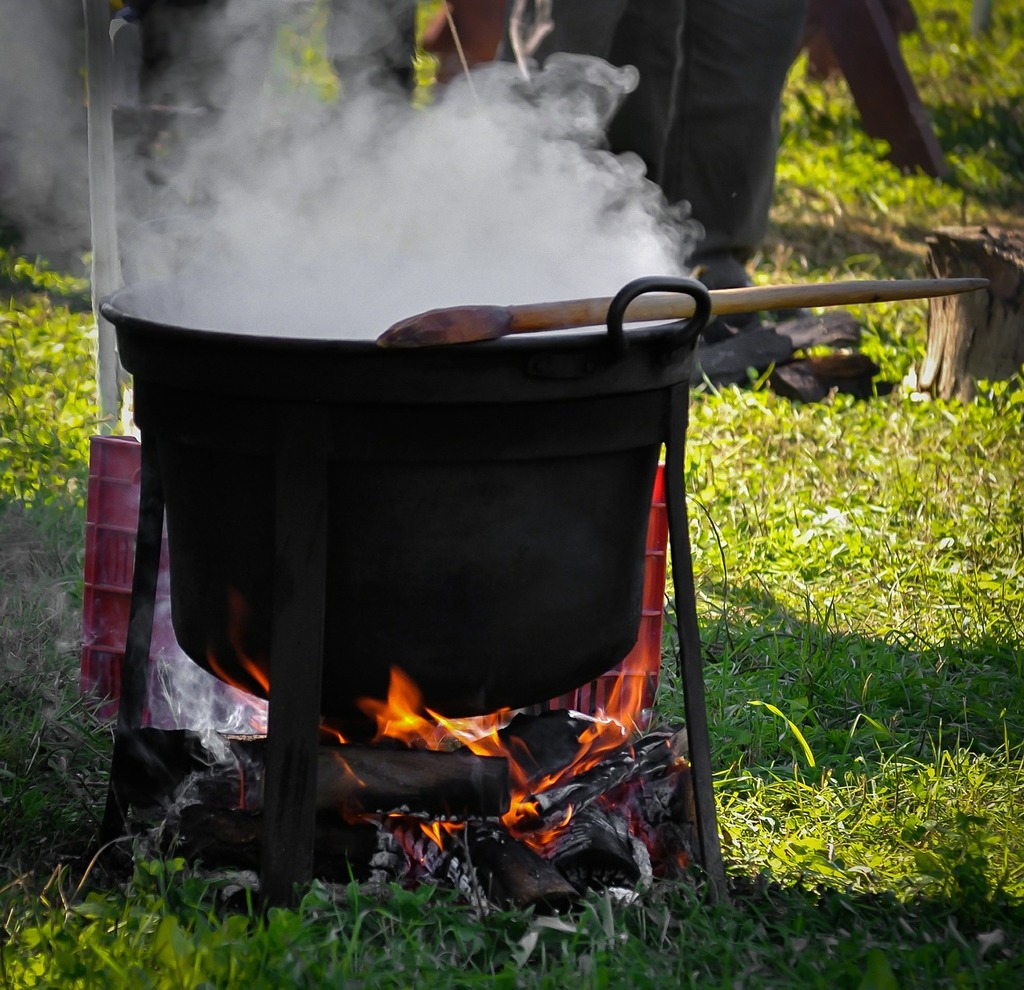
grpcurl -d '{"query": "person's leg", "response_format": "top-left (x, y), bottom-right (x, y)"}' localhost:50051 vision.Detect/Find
top-left (326, 0), bottom-right (418, 94)
top-left (661, 0), bottom-right (809, 285)
top-left (605, 0), bottom-right (685, 182)
top-left (497, 0), bottom-right (683, 181)
top-left (499, 0), bottom-right (628, 65)
top-left (137, 0), bottom-right (279, 110)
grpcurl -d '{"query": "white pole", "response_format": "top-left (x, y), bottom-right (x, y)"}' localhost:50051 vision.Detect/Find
top-left (82, 0), bottom-right (123, 431)
top-left (971, 0), bottom-right (994, 36)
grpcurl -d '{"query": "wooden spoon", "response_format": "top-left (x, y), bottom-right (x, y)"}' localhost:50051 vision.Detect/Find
top-left (377, 277), bottom-right (988, 348)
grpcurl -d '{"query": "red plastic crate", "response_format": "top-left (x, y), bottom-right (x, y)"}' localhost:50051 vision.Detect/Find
top-left (81, 436), bottom-right (169, 720)
top-left (81, 436), bottom-right (265, 730)
top-left (528, 464), bottom-right (666, 729)
top-left (81, 437), bottom-right (665, 728)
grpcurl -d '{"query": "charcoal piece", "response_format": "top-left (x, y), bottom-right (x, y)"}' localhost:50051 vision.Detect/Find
top-left (550, 806), bottom-right (641, 893)
top-left (496, 710), bottom-right (593, 783)
top-left (129, 731), bottom-right (511, 818)
top-left (633, 762), bottom-right (698, 877)
top-left (465, 821), bottom-right (579, 912)
top-left (176, 805), bottom-right (379, 883)
top-left (632, 730), bottom-right (680, 766)
top-left (529, 730), bottom-right (678, 823)
top-left (531, 751), bottom-right (636, 819)
top-left (384, 820), bottom-right (487, 904)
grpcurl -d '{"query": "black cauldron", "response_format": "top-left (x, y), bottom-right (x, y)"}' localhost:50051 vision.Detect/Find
top-left (102, 276), bottom-right (710, 732)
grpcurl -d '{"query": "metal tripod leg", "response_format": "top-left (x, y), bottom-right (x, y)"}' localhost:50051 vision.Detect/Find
top-left (664, 382), bottom-right (727, 901)
top-left (259, 411), bottom-right (328, 907)
top-left (99, 432), bottom-right (164, 843)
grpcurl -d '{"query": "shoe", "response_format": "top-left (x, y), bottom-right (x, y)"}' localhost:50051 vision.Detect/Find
top-left (690, 256), bottom-right (751, 291)
top-left (689, 257), bottom-right (756, 342)
top-left (690, 258), bottom-right (810, 336)
top-left (700, 311), bottom-right (762, 344)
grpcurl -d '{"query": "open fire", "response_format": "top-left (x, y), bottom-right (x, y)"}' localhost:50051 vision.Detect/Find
top-left (90, 266), bottom-right (727, 905)
top-left (116, 656), bottom-right (695, 911)
top-left (87, 437), bottom-right (699, 908)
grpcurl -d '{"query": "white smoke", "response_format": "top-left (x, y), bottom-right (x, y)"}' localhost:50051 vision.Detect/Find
top-left (0, 0), bottom-right (91, 266)
top-left (9, 6), bottom-right (701, 736)
top-left (114, 16), bottom-right (697, 337)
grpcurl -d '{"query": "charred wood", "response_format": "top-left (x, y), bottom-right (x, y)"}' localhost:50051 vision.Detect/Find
top-left (549, 806), bottom-right (643, 894)
top-left (309, 744), bottom-right (510, 819)
top-left (776, 311), bottom-right (862, 351)
top-left (606, 759), bottom-right (697, 879)
top-left (123, 720), bottom-right (698, 905)
top-left (528, 730), bottom-right (681, 824)
top-left (177, 805), bottom-right (379, 883)
top-left (110, 729), bottom-right (510, 820)
top-left (496, 710), bottom-right (600, 780)
top-left (691, 307), bottom-right (877, 405)
top-left (465, 822), bottom-right (579, 912)
top-left (692, 328), bottom-right (793, 386)
top-left (770, 352), bottom-right (880, 402)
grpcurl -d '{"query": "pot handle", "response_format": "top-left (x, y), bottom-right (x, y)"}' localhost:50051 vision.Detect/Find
top-left (606, 276), bottom-right (712, 358)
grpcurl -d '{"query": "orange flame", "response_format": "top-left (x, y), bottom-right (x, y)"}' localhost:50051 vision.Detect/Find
top-left (419, 820), bottom-right (464, 850)
top-left (346, 662), bottom-right (650, 855)
top-left (357, 666), bottom-right (450, 748)
top-left (206, 588), bottom-right (271, 697)
top-left (205, 590), bottom-right (654, 858)
top-left (320, 722), bottom-right (351, 746)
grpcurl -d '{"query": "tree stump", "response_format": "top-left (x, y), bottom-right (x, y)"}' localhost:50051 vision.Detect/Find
top-left (919, 226), bottom-right (1024, 401)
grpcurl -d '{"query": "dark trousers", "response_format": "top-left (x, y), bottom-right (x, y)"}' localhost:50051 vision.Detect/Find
top-left (502, 0), bottom-right (809, 270)
top-left (136, 0), bottom-right (417, 108)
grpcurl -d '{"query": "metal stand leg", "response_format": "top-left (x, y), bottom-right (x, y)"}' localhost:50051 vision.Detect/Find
top-left (100, 433), bottom-right (164, 843)
top-left (260, 413), bottom-right (329, 907)
top-left (664, 383), bottom-right (727, 901)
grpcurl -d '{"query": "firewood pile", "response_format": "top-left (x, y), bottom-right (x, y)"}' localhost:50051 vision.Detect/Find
top-left (113, 712), bottom-right (696, 911)
top-left (694, 310), bottom-right (880, 401)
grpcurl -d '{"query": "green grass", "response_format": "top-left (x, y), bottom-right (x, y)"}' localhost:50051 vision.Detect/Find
top-left (2, 1), bottom-right (1024, 986)
top-left (0, 253), bottom-right (96, 507)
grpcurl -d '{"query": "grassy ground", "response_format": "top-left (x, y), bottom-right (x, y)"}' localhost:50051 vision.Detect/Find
top-left (2, 1), bottom-right (1024, 986)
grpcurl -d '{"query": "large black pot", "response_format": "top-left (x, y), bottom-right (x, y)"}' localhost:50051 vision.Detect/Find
top-left (102, 276), bottom-right (710, 733)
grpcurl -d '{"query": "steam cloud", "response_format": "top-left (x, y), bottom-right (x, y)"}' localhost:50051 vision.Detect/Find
top-left (3, 6), bottom-right (702, 733)
top-left (0, 0), bottom-right (91, 264)
top-left (110, 11), bottom-right (698, 337)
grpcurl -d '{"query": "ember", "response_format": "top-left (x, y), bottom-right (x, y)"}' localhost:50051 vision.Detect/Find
top-left (114, 663), bottom-right (696, 910)
top-left (125, 724), bottom-right (688, 909)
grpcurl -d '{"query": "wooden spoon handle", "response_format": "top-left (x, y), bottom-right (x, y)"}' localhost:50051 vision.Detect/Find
top-left (508, 277), bottom-right (990, 333)
top-left (378, 277), bottom-right (989, 347)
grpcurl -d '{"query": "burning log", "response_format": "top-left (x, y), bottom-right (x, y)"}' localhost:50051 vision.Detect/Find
top-left (117, 713), bottom-right (698, 909)
top-left (530, 730), bottom-right (695, 889)
top-left (110, 729), bottom-right (511, 820)
top-left (548, 806), bottom-right (645, 894)
top-left (310, 744), bottom-right (511, 819)
top-left (523, 729), bottom-right (685, 825)
top-left (384, 818), bottom-right (580, 912)
top-left (464, 822), bottom-right (579, 912)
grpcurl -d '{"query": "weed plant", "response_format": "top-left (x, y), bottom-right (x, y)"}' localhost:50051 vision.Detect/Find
top-left (2, 1), bottom-right (1024, 986)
